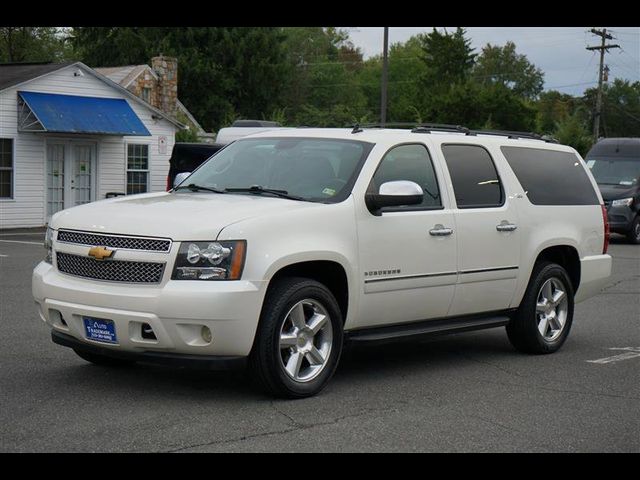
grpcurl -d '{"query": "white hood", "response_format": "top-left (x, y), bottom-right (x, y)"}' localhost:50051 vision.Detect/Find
top-left (50, 192), bottom-right (316, 240)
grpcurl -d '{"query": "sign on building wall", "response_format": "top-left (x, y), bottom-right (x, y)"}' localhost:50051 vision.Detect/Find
top-left (158, 135), bottom-right (167, 155)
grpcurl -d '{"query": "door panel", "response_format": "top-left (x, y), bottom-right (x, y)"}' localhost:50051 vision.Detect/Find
top-left (355, 143), bottom-right (457, 329)
top-left (439, 143), bottom-right (520, 316)
top-left (357, 210), bottom-right (458, 328)
top-left (449, 205), bottom-right (520, 316)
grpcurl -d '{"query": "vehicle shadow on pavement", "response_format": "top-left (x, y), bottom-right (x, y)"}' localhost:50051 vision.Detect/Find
top-left (52, 330), bottom-right (518, 399)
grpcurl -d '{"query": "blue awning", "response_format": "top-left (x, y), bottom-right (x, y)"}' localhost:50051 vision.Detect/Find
top-left (17, 91), bottom-right (151, 136)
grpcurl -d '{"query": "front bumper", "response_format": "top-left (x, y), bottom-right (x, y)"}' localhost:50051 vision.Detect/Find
top-left (606, 204), bottom-right (637, 233)
top-left (33, 261), bottom-right (267, 358)
top-left (52, 330), bottom-right (247, 369)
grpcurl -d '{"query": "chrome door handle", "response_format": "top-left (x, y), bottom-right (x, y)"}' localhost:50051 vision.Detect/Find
top-left (429, 224), bottom-right (453, 236)
top-left (496, 221), bottom-right (517, 232)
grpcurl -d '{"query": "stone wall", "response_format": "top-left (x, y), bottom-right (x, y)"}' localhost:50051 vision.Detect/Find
top-left (126, 70), bottom-right (161, 111)
top-left (151, 56), bottom-right (178, 118)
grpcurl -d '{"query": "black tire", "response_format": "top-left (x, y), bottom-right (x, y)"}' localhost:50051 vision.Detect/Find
top-left (626, 216), bottom-right (640, 244)
top-left (250, 277), bottom-right (344, 398)
top-left (506, 261), bottom-right (574, 354)
top-left (73, 349), bottom-right (135, 367)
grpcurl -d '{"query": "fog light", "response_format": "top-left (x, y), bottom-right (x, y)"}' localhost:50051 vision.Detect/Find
top-left (201, 326), bottom-right (212, 343)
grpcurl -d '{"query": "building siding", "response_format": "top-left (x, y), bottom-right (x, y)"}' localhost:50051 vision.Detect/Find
top-left (0, 64), bottom-right (177, 229)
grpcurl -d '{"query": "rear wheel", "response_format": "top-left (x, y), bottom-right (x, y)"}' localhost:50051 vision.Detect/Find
top-left (73, 349), bottom-right (135, 367)
top-left (250, 277), bottom-right (343, 398)
top-left (626, 216), bottom-right (640, 244)
top-left (507, 261), bottom-right (574, 354)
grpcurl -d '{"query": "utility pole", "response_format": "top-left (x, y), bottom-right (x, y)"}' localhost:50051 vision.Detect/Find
top-left (587, 28), bottom-right (620, 142)
top-left (380, 27), bottom-right (389, 126)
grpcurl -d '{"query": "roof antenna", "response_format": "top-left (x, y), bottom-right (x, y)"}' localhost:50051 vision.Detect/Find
top-left (351, 123), bottom-right (363, 134)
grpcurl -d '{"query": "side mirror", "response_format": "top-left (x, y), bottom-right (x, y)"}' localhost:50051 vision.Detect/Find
top-left (365, 180), bottom-right (424, 214)
top-left (173, 171), bottom-right (192, 188)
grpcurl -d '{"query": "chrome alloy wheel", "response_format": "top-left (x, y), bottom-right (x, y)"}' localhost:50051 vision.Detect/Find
top-left (536, 278), bottom-right (569, 341)
top-left (278, 299), bottom-right (333, 383)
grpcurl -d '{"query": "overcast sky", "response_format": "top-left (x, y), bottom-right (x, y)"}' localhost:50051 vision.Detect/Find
top-left (347, 27), bottom-right (640, 96)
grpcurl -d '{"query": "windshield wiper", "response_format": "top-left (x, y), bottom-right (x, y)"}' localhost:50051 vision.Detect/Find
top-left (225, 185), bottom-right (306, 201)
top-left (174, 183), bottom-right (225, 193)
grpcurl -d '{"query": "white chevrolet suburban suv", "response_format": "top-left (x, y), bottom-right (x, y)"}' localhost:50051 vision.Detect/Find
top-left (33, 126), bottom-right (613, 398)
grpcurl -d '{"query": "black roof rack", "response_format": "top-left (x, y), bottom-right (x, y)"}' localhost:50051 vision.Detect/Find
top-left (348, 122), bottom-right (559, 143)
top-left (412, 123), bottom-right (471, 135)
top-left (470, 129), bottom-right (558, 143)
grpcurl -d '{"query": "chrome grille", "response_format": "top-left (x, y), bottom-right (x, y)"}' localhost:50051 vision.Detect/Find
top-left (57, 230), bottom-right (171, 252)
top-left (56, 253), bottom-right (165, 284)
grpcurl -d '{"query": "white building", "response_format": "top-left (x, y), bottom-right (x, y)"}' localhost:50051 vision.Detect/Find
top-left (0, 61), bottom-right (184, 229)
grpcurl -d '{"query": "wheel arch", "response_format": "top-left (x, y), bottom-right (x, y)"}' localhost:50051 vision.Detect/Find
top-left (533, 244), bottom-right (581, 293)
top-left (264, 258), bottom-right (351, 324)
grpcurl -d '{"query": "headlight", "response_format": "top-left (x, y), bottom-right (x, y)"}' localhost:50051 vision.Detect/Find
top-left (44, 227), bottom-right (53, 264)
top-left (611, 197), bottom-right (633, 207)
top-left (172, 240), bottom-right (246, 280)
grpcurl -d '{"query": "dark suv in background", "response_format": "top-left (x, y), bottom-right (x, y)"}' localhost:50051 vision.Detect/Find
top-left (586, 138), bottom-right (640, 244)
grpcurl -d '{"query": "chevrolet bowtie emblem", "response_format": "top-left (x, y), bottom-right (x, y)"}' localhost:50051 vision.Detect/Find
top-left (88, 246), bottom-right (114, 261)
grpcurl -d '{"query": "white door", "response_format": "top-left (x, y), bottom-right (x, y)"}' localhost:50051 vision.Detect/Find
top-left (46, 140), bottom-right (96, 222)
top-left (355, 143), bottom-right (458, 329)
top-left (439, 143), bottom-right (520, 317)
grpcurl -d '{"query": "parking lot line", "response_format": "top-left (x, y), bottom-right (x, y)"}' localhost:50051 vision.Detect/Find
top-left (587, 347), bottom-right (640, 364)
top-left (0, 240), bottom-right (42, 245)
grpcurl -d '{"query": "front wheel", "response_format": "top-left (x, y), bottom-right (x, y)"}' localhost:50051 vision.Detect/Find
top-left (506, 261), bottom-right (574, 354)
top-left (250, 277), bottom-right (344, 398)
top-left (626, 216), bottom-right (640, 244)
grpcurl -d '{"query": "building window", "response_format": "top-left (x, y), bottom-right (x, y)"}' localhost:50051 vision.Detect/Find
top-left (0, 138), bottom-right (13, 198)
top-left (142, 87), bottom-right (151, 103)
top-left (127, 144), bottom-right (149, 194)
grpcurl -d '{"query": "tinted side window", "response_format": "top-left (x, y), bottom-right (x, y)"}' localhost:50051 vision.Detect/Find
top-left (501, 146), bottom-right (599, 205)
top-left (441, 144), bottom-right (503, 208)
top-left (371, 144), bottom-right (441, 209)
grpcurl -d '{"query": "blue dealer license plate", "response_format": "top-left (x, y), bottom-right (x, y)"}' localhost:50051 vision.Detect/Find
top-left (83, 317), bottom-right (117, 344)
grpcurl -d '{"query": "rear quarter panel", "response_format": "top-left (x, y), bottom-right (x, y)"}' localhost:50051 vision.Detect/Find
top-left (491, 144), bottom-right (606, 307)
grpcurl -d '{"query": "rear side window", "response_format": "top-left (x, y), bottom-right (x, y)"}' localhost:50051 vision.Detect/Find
top-left (501, 146), bottom-right (599, 205)
top-left (441, 144), bottom-right (503, 208)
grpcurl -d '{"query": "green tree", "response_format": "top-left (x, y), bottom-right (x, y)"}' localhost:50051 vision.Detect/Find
top-left (426, 81), bottom-right (536, 131)
top-left (553, 111), bottom-right (593, 156)
top-left (357, 36), bottom-right (428, 123)
top-left (582, 79), bottom-right (640, 138)
top-left (280, 27), bottom-right (368, 126)
top-left (420, 27), bottom-right (476, 91)
top-left (418, 28), bottom-right (477, 120)
top-left (536, 90), bottom-right (579, 133)
top-left (0, 27), bottom-right (72, 63)
top-left (473, 41), bottom-right (544, 99)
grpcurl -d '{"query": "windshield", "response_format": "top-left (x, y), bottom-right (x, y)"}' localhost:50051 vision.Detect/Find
top-left (176, 137), bottom-right (374, 202)
top-left (587, 157), bottom-right (640, 186)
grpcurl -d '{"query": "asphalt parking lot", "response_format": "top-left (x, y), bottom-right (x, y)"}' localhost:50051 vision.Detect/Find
top-left (0, 229), bottom-right (638, 452)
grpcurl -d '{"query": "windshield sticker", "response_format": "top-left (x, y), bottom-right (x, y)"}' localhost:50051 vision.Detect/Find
top-left (586, 160), bottom-right (595, 168)
top-left (322, 188), bottom-right (336, 196)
